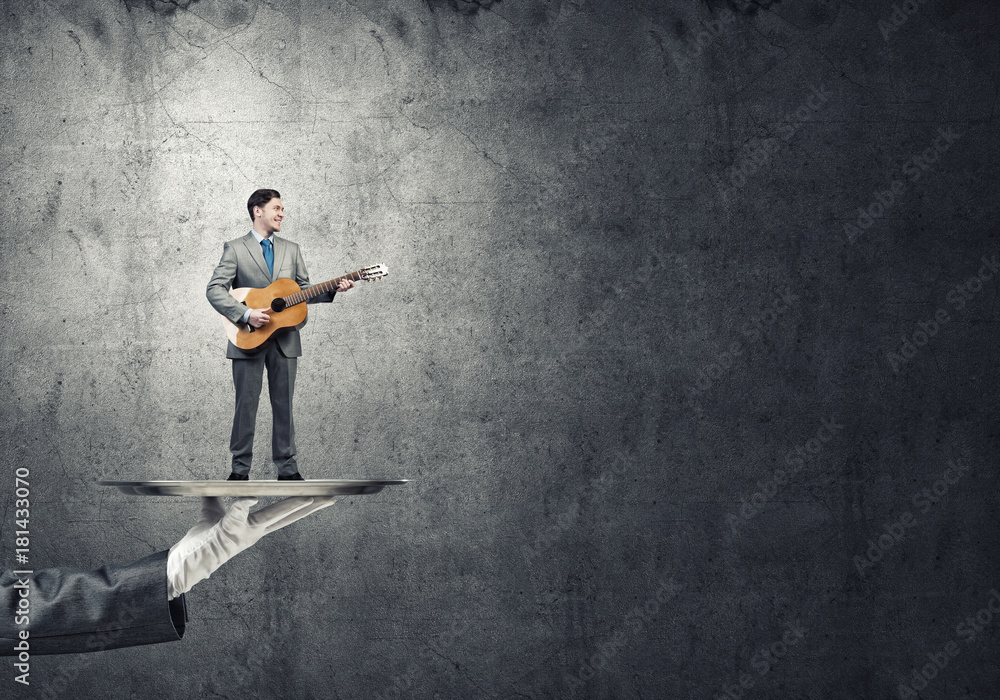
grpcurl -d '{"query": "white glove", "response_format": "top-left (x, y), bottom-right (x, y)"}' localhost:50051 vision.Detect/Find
top-left (167, 496), bottom-right (337, 600)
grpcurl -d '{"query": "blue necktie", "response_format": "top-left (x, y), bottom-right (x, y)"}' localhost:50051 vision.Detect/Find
top-left (261, 238), bottom-right (274, 277)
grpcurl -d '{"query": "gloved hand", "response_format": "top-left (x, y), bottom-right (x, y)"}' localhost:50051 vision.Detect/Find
top-left (167, 496), bottom-right (337, 600)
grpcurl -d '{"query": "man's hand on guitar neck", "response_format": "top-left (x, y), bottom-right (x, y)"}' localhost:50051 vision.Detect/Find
top-left (335, 279), bottom-right (356, 293)
top-left (248, 308), bottom-right (271, 328)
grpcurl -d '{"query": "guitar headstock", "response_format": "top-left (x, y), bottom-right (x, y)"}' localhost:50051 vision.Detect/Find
top-left (360, 263), bottom-right (388, 281)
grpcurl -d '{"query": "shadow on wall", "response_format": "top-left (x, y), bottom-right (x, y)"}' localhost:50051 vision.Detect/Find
top-left (424, 0), bottom-right (503, 17)
top-left (123, 0), bottom-right (204, 16)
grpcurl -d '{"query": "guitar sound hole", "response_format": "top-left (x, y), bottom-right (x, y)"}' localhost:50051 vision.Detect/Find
top-left (271, 298), bottom-right (287, 312)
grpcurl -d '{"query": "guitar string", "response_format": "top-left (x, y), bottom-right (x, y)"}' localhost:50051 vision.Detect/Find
top-left (277, 269), bottom-right (367, 308)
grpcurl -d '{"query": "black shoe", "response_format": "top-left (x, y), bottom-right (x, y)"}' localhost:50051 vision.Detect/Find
top-left (277, 472), bottom-right (304, 481)
top-left (227, 472), bottom-right (249, 481)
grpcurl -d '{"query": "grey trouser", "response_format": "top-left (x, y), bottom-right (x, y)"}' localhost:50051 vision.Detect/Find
top-left (230, 343), bottom-right (298, 476)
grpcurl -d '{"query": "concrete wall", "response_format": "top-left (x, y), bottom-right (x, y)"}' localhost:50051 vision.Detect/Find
top-left (2, 0), bottom-right (999, 697)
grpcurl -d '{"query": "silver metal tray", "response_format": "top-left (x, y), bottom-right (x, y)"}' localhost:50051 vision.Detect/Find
top-left (99, 479), bottom-right (407, 497)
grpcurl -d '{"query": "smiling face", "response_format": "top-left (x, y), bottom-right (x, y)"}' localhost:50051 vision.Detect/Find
top-left (253, 197), bottom-right (284, 236)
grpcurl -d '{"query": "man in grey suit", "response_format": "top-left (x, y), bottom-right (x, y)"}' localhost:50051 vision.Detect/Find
top-left (206, 189), bottom-right (354, 480)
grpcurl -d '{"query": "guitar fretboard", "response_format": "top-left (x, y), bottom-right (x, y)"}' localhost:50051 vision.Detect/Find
top-left (277, 270), bottom-right (365, 308)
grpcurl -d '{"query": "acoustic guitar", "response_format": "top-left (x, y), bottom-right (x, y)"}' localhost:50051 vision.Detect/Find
top-left (222, 264), bottom-right (388, 351)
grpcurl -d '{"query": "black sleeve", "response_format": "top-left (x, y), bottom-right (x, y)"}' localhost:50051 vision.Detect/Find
top-left (0, 550), bottom-right (186, 656)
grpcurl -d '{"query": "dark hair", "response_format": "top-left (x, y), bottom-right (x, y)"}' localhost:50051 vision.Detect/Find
top-left (247, 189), bottom-right (281, 221)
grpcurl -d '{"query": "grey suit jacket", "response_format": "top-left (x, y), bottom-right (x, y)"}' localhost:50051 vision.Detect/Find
top-left (0, 551), bottom-right (186, 655)
top-left (206, 232), bottom-right (336, 359)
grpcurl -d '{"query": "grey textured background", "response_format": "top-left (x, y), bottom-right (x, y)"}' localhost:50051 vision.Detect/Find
top-left (2, 0), bottom-right (999, 697)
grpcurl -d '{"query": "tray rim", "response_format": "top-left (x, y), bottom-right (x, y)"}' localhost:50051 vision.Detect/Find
top-left (98, 479), bottom-right (408, 485)
top-left (97, 479), bottom-right (408, 496)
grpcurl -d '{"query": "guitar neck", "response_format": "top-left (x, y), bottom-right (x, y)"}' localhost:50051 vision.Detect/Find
top-left (279, 270), bottom-right (365, 307)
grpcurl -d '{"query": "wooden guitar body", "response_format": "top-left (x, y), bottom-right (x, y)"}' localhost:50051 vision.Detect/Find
top-left (223, 278), bottom-right (307, 352)
top-left (218, 264), bottom-right (388, 352)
